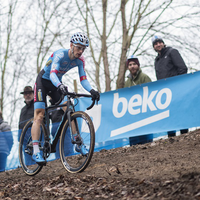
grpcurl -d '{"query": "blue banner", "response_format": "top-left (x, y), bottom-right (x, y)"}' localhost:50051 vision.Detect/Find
top-left (2, 71), bottom-right (200, 172)
top-left (77, 71), bottom-right (200, 143)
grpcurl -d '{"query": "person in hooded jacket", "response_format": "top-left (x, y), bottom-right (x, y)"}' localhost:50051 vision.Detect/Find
top-left (152, 35), bottom-right (188, 137)
top-left (0, 111), bottom-right (13, 171)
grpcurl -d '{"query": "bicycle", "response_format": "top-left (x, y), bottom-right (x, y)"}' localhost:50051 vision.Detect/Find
top-left (19, 92), bottom-right (96, 176)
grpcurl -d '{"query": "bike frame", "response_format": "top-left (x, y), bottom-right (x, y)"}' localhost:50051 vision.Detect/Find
top-left (19, 92), bottom-right (96, 175)
top-left (44, 92), bottom-right (95, 154)
top-left (44, 96), bottom-right (73, 153)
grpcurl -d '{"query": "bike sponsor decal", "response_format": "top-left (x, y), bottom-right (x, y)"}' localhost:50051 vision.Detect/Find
top-left (64, 161), bottom-right (70, 168)
top-left (46, 60), bottom-right (52, 67)
top-left (27, 169), bottom-right (33, 173)
top-left (54, 52), bottom-right (64, 63)
top-left (38, 89), bottom-right (43, 101)
top-left (80, 76), bottom-right (87, 81)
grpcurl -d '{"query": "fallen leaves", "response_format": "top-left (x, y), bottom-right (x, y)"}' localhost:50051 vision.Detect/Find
top-left (0, 131), bottom-right (200, 199)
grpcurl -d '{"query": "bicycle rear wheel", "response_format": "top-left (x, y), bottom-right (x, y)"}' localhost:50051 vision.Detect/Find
top-left (59, 111), bottom-right (95, 173)
top-left (19, 118), bottom-right (47, 176)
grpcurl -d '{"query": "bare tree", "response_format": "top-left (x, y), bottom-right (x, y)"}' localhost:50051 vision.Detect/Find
top-left (0, 0), bottom-right (75, 127)
top-left (74, 0), bottom-right (200, 91)
top-left (27, 0), bottom-right (74, 73)
top-left (75, 0), bottom-right (117, 92)
top-left (0, 0), bottom-right (23, 120)
top-left (1, 0), bottom-right (200, 128)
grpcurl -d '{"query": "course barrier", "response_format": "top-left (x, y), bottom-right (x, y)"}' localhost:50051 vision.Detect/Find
top-left (2, 71), bottom-right (200, 172)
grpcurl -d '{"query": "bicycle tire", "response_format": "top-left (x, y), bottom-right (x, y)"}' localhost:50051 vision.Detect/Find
top-left (59, 111), bottom-right (95, 173)
top-left (19, 118), bottom-right (47, 176)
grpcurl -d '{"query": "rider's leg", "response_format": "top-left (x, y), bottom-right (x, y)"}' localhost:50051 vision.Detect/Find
top-left (31, 109), bottom-right (45, 141)
top-left (31, 108), bottom-right (45, 162)
top-left (32, 74), bottom-right (49, 163)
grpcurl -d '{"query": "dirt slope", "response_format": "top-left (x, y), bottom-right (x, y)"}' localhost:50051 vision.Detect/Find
top-left (1, 129), bottom-right (200, 199)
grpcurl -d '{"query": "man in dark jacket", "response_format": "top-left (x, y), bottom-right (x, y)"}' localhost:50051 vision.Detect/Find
top-left (152, 35), bottom-right (188, 137)
top-left (18, 86), bottom-right (34, 141)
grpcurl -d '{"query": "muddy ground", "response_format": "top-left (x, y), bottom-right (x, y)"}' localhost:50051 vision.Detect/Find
top-left (1, 129), bottom-right (200, 200)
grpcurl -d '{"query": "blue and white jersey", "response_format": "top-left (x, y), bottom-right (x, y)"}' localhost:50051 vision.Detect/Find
top-left (42, 49), bottom-right (92, 92)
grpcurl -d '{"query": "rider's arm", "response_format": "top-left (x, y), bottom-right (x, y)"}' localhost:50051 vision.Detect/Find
top-left (50, 72), bottom-right (61, 87)
top-left (49, 51), bottom-right (64, 87)
top-left (78, 56), bottom-right (92, 92)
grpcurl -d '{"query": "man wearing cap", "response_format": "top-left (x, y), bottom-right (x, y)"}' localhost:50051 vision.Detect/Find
top-left (18, 86), bottom-right (34, 139)
top-left (125, 55), bottom-right (151, 87)
top-left (152, 35), bottom-right (188, 137)
top-left (152, 35), bottom-right (187, 80)
top-left (124, 55), bottom-right (153, 146)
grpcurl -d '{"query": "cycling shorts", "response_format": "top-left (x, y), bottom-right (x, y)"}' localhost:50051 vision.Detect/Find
top-left (34, 69), bottom-right (62, 110)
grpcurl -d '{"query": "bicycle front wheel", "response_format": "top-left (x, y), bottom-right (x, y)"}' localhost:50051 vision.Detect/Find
top-left (59, 111), bottom-right (95, 173)
top-left (19, 118), bottom-right (47, 176)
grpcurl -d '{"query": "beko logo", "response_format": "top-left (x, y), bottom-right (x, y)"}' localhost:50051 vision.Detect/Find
top-left (111, 86), bottom-right (172, 137)
top-left (113, 86), bottom-right (172, 117)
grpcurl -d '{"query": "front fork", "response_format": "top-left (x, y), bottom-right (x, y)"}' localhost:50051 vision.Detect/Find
top-left (67, 109), bottom-right (74, 143)
top-left (67, 109), bottom-right (81, 145)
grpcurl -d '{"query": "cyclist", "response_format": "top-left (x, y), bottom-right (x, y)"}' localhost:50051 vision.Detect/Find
top-left (31, 32), bottom-right (100, 164)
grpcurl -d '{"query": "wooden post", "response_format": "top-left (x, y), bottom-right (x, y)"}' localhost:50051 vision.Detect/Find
top-left (73, 80), bottom-right (77, 93)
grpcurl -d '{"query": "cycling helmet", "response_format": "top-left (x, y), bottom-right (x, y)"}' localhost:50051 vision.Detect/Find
top-left (126, 55), bottom-right (140, 67)
top-left (152, 35), bottom-right (164, 46)
top-left (70, 32), bottom-right (89, 47)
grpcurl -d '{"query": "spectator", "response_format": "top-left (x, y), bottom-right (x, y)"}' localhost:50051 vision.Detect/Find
top-left (152, 35), bottom-right (188, 137)
top-left (125, 55), bottom-right (152, 87)
top-left (18, 86), bottom-right (34, 141)
top-left (124, 55), bottom-right (153, 146)
top-left (0, 111), bottom-right (13, 171)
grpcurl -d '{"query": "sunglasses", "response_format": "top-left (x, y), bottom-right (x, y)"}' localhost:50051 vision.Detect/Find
top-left (73, 44), bottom-right (86, 51)
top-left (24, 91), bottom-right (33, 95)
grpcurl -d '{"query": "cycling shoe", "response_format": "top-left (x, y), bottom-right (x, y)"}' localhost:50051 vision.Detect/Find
top-left (75, 145), bottom-right (88, 156)
top-left (32, 152), bottom-right (45, 164)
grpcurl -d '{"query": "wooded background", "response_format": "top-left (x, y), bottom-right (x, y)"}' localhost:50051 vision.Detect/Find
top-left (1, 0), bottom-right (200, 128)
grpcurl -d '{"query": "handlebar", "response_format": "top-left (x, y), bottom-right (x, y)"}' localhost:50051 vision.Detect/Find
top-left (54, 94), bottom-right (65, 106)
top-left (86, 99), bottom-right (96, 110)
top-left (54, 92), bottom-right (97, 110)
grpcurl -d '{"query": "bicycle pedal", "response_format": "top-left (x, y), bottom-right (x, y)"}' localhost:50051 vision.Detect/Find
top-left (51, 148), bottom-right (56, 153)
top-left (25, 149), bottom-right (32, 155)
top-left (76, 140), bottom-right (82, 145)
top-left (75, 136), bottom-right (82, 144)
top-left (37, 161), bottom-right (47, 166)
top-left (72, 139), bottom-right (82, 145)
